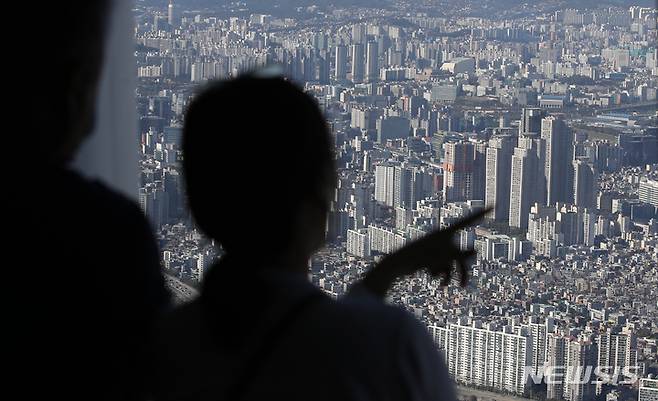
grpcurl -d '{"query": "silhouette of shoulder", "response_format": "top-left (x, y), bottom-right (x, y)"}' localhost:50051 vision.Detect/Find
top-left (12, 167), bottom-right (170, 400)
top-left (152, 271), bottom-right (451, 401)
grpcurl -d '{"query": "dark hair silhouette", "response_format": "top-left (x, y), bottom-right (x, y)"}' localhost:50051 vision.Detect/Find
top-left (22, 3), bottom-right (110, 165)
top-left (183, 76), bottom-right (336, 256)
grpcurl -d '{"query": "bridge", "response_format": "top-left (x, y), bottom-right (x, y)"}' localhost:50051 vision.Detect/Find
top-left (596, 101), bottom-right (657, 114)
top-left (165, 274), bottom-right (199, 304)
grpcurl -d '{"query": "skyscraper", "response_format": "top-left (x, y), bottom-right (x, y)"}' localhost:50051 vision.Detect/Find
top-left (520, 107), bottom-right (546, 135)
top-left (443, 141), bottom-right (474, 202)
top-left (573, 158), bottom-right (597, 209)
top-left (547, 334), bottom-right (568, 400)
top-left (352, 23), bottom-right (366, 44)
top-left (365, 41), bottom-right (379, 82)
top-left (528, 317), bottom-right (555, 376)
top-left (597, 330), bottom-right (638, 379)
top-left (509, 134), bottom-right (545, 229)
top-left (375, 163), bottom-right (417, 208)
top-left (168, 0), bottom-right (180, 27)
top-left (564, 340), bottom-right (597, 401)
top-left (485, 135), bottom-right (515, 221)
top-left (351, 43), bottom-right (365, 83)
top-left (472, 141), bottom-right (487, 202)
top-left (547, 335), bottom-right (599, 401)
top-left (318, 50), bottom-right (330, 84)
top-left (375, 163), bottom-right (396, 207)
top-left (393, 165), bottom-right (412, 209)
top-left (542, 116), bottom-right (573, 206)
top-left (334, 45), bottom-right (347, 81)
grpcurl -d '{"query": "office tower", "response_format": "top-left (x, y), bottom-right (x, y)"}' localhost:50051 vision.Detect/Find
top-left (485, 135), bottom-right (515, 221)
top-left (509, 134), bottom-right (544, 229)
top-left (334, 45), bottom-right (347, 81)
top-left (542, 116), bottom-right (574, 206)
top-left (597, 331), bottom-right (638, 378)
top-left (443, 141), bottom-right (474, 202)
top-left (573, 158), bottom-right (597, 209)
top-left (167, 1), bottom-right (179, 27)
top-left (547, 334), bottom-right (568, 400)
top-left (520, 107), bottom-right (546, 134)
top-left (639, 378), bottom-right (658, 401)
top-left (351, 43), bottom-right (365, 83)
top-left (365, 41), bottom-right (379, 82)
top-left (564, 341), bottom-right (597, 401)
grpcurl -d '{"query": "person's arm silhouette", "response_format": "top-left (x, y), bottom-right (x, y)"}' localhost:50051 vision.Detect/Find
top-left (357, 209), bottom-right (489, 298)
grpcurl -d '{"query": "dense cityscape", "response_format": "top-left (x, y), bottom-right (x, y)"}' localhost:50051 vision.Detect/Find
top-left (134, 1), bottom-right (658, 401)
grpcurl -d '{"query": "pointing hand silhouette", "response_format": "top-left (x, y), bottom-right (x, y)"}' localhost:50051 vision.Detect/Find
top-left (357, 208), bottom-right (490, 298)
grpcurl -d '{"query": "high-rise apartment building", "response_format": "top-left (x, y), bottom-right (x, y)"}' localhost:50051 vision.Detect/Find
top-left (509, 134), bottom-right (545, 229)
top-left (547, 334), bottom-right (569, 400)
top-left (485, 135), bottom-right (515, 221)
top-left (520, 107), bottom-right (546, 135)
top-left (441, 321), bottom-right (532, 395)
top-left (639, 378), bottom-right (658, 401)
top-left (542, 116), bottom-right (573, 206)
top-left (168, 0), bottom-right (180, 27)
top-left (365, 41), bottom-right (379, 82)
top-left (564, 340), bottom-right (597, 401)
top-left (597, 330), bottom-right (638, 378)
top-left (639, 179), bottom-right (658, 207)
top-left (351, 43), bottom-right (365, 83)
top-left (334, 45), bottom-right (347, 81)
top-left (347, 228), bottom-right (370, 258)
top-left (573, 158), bottom-right (598, 209)
top-left (444, 141), bottom-right (475, 202)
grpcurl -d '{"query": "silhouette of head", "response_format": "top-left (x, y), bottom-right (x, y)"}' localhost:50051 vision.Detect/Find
top-left (23, 3), bottom-right (110, 165)
top-left (183, 76), bottom-right (335, 266)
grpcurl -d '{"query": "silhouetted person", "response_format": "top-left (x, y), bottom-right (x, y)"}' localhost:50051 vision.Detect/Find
top-left (152, 75), bottom-right (483, 400)
top-left (8, 4), bottom-right (170, 400)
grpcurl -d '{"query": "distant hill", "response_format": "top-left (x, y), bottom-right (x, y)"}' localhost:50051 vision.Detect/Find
top-left (143, 0), bottom-right (387, 10)
top-left (142, 0), bottom-right (656, 13)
